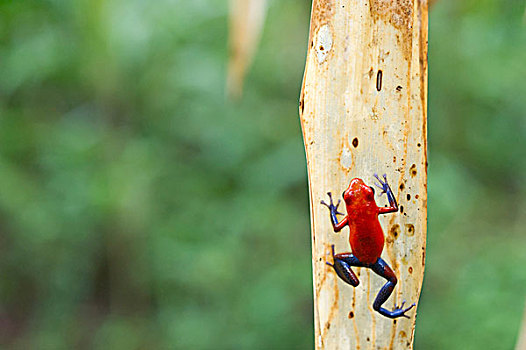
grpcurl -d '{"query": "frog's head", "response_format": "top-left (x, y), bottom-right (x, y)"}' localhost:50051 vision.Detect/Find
top-left (343, 177), bottom-right (375, 204)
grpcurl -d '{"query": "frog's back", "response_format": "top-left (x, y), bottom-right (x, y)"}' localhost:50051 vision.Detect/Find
top-left (348, 212), bottom-right (384, 264)
top-left (342, 177), bottom-right (385, 264)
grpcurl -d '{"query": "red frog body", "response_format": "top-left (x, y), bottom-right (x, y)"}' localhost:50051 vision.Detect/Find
top-left (321, 174), bottom-right (415, 319)
top-left (343, 178), bottom-right (385, 264)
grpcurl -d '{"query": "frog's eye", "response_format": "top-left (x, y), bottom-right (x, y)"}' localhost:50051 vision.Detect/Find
top-left (369, 186), bottom-right (375, 195)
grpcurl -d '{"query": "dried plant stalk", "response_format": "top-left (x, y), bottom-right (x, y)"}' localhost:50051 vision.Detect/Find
top-left (299, 1), bottom-right (428, 349)
top-left (226, 0), bottom-right (267, 100)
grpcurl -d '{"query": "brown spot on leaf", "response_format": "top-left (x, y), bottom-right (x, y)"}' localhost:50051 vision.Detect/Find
top-left (348, 311), bottom-right (354, 319)
top-left (369, 0), bottom-right (414, 59)
top-left (376, 70), bottom-right (383, 91)
top-left (405, 224), bottom-right (415, 236)
top-left (410, 164), bottom-right (417, 177)
top-left (408, 266), bottom-right (413, 274)
top-left (352, 137), bottom-right (359, 148)
top-left (390, 224), bottom-right (400, 239)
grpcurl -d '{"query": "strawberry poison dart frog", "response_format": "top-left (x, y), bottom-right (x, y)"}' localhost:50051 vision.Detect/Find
top-left (321, 173), bottom-right (415, 319)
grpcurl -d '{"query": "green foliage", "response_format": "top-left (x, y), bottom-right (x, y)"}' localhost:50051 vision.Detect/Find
top-left (418, 1), bottom-right (526, 348)
top-left (0, 0), bottom-right (524, 349)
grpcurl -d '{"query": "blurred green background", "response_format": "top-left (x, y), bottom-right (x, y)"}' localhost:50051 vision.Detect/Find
top-left (1, 0), bottom-right (525, 349)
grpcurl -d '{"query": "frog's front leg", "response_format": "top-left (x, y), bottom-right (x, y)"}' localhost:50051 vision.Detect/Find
top-left (326, 245), bottom-right (364, 287)
top-left (374, 173), bottom-right (398, 214)
top-left (370, 258), bottom-right (415, 319)
top-left (321, 192), bottom-right (348, 232)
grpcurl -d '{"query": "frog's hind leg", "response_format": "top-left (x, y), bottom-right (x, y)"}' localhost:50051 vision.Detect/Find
top-left (370, 257), bottom-right (415, 319)
top-left (326, 245), bottom-right (365, 287)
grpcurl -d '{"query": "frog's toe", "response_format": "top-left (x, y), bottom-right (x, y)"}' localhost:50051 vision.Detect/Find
top-left (394, 300), bottom-right (406, 310)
